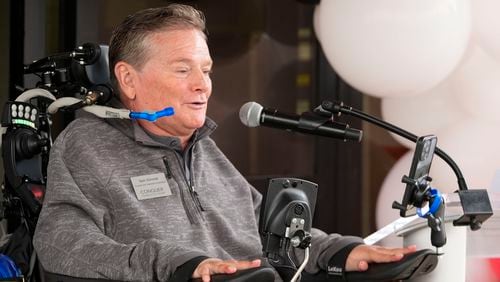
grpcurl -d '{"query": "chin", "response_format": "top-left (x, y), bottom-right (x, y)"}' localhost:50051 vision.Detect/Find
top-left (193, 120), bottom-right (206, 129)
top-left (193, 116), bottom-right (207, 126)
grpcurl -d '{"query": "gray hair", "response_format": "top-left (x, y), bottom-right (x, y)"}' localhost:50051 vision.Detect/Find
top-left (109, 4), bottom-right (207, 90)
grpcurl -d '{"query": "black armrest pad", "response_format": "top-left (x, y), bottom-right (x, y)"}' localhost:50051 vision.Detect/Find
top-left (344, 248), bottom-right (439, 281)
top-left (44, 271), bottom-right (122, 282)
top-left (189, 266), bottom-right (275, 282)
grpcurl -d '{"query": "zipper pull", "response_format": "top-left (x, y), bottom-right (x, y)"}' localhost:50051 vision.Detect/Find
top-left (162, 157), bottom-right (173, 179)
top-left (192, 188), bottom-right (205, 211)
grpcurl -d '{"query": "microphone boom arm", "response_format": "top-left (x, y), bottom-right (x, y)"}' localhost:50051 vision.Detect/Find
top-left (317, 100), bottom-right (493, 231)
top-left (319, 101), bottom-right (467, 191)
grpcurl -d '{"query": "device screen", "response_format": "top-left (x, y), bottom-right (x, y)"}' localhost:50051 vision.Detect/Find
top-left (399, 135), bottom-right (437, 217)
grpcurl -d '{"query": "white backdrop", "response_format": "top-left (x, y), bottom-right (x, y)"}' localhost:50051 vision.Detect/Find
top-left (314, 1), bottom-right (499, 279)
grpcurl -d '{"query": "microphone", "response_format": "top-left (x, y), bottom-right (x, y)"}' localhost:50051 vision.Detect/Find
top-left (239, 101), bottom-right (362, 142)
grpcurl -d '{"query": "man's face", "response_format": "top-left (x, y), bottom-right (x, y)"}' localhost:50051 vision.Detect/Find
top-left (129, 28), bottom-right (213, 137)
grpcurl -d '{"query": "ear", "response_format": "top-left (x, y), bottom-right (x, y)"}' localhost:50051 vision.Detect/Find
top-left (114, 62), bottom-right (137, 101)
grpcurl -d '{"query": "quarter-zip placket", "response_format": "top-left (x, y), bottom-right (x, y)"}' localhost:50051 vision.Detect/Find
top-left (163, 145), bottom-right (205, 223)
top-left (181, 143), bottom-right (205, 213)
top-left (162, 155), bottom-right (197, 224)
top-left (163, 156), bottom-right (173, 179)
top-left (186, 148), bottom-right (204, 213)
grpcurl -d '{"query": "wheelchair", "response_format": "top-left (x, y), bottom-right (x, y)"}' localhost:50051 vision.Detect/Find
top-left (0, 43), bottom-right (115, 281)
top-left (0, 43), bottom-right (439, 282)
top-left (0, 42), bottom-right (286, 282)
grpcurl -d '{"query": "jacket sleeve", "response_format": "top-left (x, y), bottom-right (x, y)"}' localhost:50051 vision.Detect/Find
top-left (33, 138), bottom-right (206, 281)
top-left (295, 228), bottom-right (364, 274)
top-left (250, 185), bottom-right (263, 224)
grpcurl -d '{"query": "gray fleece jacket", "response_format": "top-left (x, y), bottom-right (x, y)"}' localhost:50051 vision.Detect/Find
top-left (33, 113), bottom-right (363, 281)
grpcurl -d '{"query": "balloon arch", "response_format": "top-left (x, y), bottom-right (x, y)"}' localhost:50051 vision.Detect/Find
top-left (314, 1), bottom-right (500, 280)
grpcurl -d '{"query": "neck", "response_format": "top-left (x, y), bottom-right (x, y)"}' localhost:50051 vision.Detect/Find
top-left (138, 120), bottom-right (193, 150)
top-left (178, 136), bottom-right (190, 151)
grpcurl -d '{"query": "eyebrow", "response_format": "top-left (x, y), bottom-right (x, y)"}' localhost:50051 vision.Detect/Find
top-left (170, 58), bottom-right (213, 66)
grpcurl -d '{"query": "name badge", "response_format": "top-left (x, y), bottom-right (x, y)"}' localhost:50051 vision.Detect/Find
top-left (130, 173), bottom-right (172, 200)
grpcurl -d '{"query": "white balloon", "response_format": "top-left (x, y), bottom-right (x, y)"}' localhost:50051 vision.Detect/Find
top-left (376, 151), bottom-right (414, 228)
top-left (449, 45), bottom-right (500, 122)
top-left (430, 119), bottom-right (500, 192)
top-left (471, 0), bottom-right (500, 63)
top-left (314, 0), bottom-right (470, 98)
top-left (381, 81), bottom-right (464, 148)
top-left (313, 6), bottom-right (322, 43)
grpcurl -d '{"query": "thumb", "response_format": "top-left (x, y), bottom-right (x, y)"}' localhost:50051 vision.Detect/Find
top-left (357, 261), bottom-right (369, 271)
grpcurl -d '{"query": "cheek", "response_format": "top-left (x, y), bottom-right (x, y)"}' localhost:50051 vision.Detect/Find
top-left (207, 80), bottom-right (213, 96)
top-left (138, 81), bottom-right (172, 107)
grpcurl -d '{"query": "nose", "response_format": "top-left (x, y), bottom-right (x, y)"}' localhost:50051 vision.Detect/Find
top-left (190, 68), bottom-right (211, 93)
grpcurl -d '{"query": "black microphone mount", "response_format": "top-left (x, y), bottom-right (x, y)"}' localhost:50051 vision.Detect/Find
top-left (316, 100), bottom-right (493, 231)
top-left (70, 42), bottom-right (102, 65)
top-left (239, 101), bottom-right (363, 142)
top-left (23, 42), bottom-right (111, 104)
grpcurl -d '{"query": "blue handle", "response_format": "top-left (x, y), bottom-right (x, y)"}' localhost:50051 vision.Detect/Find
top-left (129, 107), bottom-right (174, 122)
top-left (417, 188), bottom-right (442, 218)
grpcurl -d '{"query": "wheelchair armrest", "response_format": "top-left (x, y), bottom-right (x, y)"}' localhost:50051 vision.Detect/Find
top-left (344, 248), bottom-right (439, 281)
top-left (45, 267), bottom-right (275, 282)
top-left (189, 266), bottom-right (275, 282)
top-left (44, 271), bottom-right (122, 282)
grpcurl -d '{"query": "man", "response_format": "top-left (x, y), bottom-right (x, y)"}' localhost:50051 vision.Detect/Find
top-left (33, 4), bottom-right (415, 282)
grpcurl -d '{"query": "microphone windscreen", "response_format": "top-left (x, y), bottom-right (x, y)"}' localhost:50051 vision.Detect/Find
top-left (239, 102), bottom-right (263, 127)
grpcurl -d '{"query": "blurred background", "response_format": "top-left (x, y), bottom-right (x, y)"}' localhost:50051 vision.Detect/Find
top-left (1, 0), bottom-right (499, 280)
top-left (1, 0), bottom-right (380, 237)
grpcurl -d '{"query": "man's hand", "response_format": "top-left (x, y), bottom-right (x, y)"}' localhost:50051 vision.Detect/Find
top-left (346, 244), bottom-right (417, 272)
top-left (192, 258), bottom-right (261, 282)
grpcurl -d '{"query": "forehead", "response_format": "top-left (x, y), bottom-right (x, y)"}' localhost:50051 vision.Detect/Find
top-left (145, 28), bottom-right (211, 62)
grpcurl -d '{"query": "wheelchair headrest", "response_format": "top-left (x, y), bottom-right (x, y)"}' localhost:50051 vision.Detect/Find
top-left (70, 44), bottom-right (111, 88)
top-left (84, 45), bottom-right (110, 86)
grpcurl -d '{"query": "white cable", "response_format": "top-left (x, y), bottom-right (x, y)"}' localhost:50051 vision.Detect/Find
top-left (290, 247), bottom-right (309, 282)
top-left (47, 98), bottom-right (131, 119)
top-left (15, 88), bottom-right (56, 102)
top-left (2, 89), bottom-right (130, 150)
top-left (47, 97), bottom-right (82, 114)
top-left (82, 105), bottom-right (130, 119)
top-left (13, 88), bottom-right (131, 121)
top-left (0, 127), bottom-right (6, 149)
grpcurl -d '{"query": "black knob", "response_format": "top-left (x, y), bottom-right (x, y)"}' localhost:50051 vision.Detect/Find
top-left (294, 204), bottom-right (304, 215)
top-left (392, 201), bottom-right (405, 211)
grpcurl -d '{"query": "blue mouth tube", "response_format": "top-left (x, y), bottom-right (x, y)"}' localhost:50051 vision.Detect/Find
top-left (129, 107), bottom-right (175, 122)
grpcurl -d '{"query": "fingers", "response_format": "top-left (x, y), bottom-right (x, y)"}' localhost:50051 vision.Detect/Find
top-left (367, 247), bottom-right (411, 263)
top-left (194, 258), bottom-right (222, 282)
top-left (193, 258), bottom-right (261, 281)
top-left (372, 244), bottom-right (416, 257)
top-left (368, 250), bottom-right (404, 263)
top-left (346, 244), bottom-right (418, 272)
top-left (230, 259), bottom-right (262, 270)
top-left (405, 245), bottom-right (418, 253)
